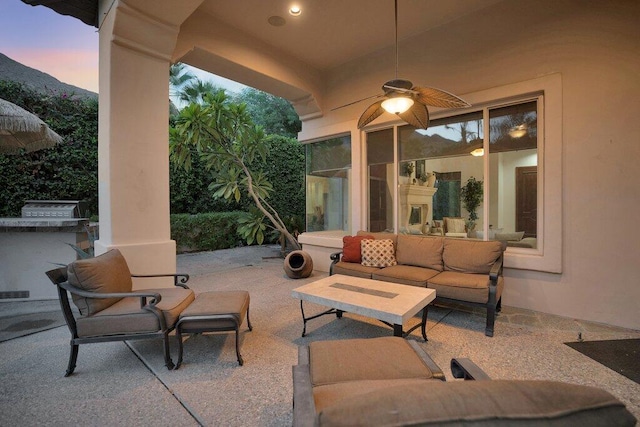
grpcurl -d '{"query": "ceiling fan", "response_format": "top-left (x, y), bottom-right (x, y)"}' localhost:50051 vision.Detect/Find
top-left (333, 0), bottom-right (471, 130)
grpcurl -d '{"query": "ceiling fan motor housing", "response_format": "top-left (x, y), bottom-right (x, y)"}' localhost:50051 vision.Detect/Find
top-left (383, 79), bottom-right (413, 94)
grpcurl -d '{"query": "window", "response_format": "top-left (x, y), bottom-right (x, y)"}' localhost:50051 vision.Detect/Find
top-left (305, 135), bottom-right (351, 231)
top-left (366, 128), bottom-right (394, 232)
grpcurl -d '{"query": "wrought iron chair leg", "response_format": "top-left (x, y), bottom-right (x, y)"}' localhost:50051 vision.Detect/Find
top-left (174, 328), bottom-right (184, 370)
top-left (162, 332), bottom-right (175, 370)
top-left (65, 343), bottom-right (79, 377)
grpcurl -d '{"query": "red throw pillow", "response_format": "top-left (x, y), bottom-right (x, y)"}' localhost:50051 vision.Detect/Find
top-left (342, 235), bottom-right (374, 263)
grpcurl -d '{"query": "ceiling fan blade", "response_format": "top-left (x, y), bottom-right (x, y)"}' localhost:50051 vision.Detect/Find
top-left (413, 86), bottom-right (471, 109)
top-left (332, 94), bottom-right (384, 111)
top-left (357, 100), bottom-right (385, 128)
top-left (398, 102), bottom-right (430, 129)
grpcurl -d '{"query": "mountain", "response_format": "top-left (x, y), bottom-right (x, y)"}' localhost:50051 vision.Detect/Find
top-left (0, 52), bottom-right (97, 99)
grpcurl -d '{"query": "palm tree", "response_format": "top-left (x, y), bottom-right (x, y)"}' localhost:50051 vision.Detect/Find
top-left (178, 79), bottom-right (224, 105)
top-left (169, 63), bottom-right (195, 97)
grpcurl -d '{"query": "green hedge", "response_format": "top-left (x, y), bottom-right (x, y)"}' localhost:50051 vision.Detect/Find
top-left (171, 211), bottom-right (245, 253)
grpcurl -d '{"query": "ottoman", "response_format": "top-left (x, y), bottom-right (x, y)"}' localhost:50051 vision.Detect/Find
top-left (175, 290), bottom-right (252, 367)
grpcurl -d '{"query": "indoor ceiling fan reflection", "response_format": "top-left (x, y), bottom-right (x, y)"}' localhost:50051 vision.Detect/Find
top-left (332, 0), bottom-right (471, 130)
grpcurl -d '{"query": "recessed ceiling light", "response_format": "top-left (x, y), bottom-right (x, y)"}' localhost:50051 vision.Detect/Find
top-left (289, 6), bottom-right (301, 16)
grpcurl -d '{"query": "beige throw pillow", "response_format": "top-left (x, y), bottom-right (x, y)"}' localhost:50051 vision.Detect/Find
top-left (361, 239), bottom-right (397, 268)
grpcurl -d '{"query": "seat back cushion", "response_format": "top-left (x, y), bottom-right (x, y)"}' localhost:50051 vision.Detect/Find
top-left (67, 249), bottom-right (133, 316)
top-left (396, 234), bottom-right (444, 271)
top-left (317, 380), bottom-right (637, 426)
top-left (341, 235), bottom-right (374, 263)
top-left (443, 239), bottom-right (502, 274)
top-left (356, 230), bottom-right (397, 247)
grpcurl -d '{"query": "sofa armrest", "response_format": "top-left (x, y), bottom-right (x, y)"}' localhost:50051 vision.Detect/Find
top-left (292, 364), bottom-right (317, 427)
top-left (329, 251), bottom-right (343, 275)
top-left (450, 358), bottom-right (491, 381)
top-left (131, 273), bottom-right (190, 289)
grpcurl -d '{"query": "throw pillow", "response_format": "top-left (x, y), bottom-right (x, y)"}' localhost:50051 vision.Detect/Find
top-left (361, 239), bottom-right (397, 268)
top-left (444, 217), bottom-right (466, 233)
top-left (342, 235), bottom-right (374, 263)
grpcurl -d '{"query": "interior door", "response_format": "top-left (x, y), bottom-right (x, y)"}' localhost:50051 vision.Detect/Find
top-left (516, 166), bottom-right (537, 237)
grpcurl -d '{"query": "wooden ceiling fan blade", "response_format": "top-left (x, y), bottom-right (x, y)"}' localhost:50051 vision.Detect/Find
top-left (398, 102), bottom-right (430, 129)
top-left (357, 100), bottom-right (385, 128)
top-left (332, 94), bottom-right (383, 111)
top-left (413, 86), bottom-right (471, 109)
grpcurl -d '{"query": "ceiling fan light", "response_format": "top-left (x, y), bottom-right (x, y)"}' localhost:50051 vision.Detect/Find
top-left (381, 97), bottom-right (414, 114)
top-left (470, 148), bottom-right (484, 157)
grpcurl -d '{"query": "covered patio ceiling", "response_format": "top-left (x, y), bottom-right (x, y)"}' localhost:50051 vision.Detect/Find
top-left (22, 0), bottom-right (505, 119)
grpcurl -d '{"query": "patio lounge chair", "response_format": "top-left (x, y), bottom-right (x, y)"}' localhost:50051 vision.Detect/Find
top-left (45, 249), bottom-right (195, 376)
top-left (292, 337), bottom-right (637, 426)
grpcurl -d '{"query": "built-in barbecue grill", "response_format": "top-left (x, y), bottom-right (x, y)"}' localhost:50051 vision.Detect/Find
top-left (21, 200), bottom-right (86, 219)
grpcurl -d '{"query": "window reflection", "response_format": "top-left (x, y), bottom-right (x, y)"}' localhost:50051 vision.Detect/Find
top-left (488, 101), bottom-right (538, 249)
top-left (367, 129), bottom-right (394, 232)
top-left (398, 112), bottom-right (483, 236)
top-left (305, 135), bottom-right (351, 231)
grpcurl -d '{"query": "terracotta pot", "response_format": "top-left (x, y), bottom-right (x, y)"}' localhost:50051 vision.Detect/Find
top-left (284, 250), bottom-right (313, 279)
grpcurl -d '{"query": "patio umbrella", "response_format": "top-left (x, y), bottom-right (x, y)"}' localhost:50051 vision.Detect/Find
top-left (0, 98), bottom-right (63, 154)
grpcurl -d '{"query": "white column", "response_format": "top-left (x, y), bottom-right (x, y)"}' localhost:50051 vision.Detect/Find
top-left (95, 2), bottom-right (179, 288)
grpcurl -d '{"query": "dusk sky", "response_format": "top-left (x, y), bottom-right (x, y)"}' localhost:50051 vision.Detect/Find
top-left (0, 1), bottom-right (245, 96)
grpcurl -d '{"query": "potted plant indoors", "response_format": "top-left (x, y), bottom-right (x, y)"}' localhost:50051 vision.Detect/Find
top-left (460, 176), bottom-right (483, 231)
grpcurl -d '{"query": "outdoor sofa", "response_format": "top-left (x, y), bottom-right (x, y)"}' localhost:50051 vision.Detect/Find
top-left (330, 231), bottom-right (505, 336)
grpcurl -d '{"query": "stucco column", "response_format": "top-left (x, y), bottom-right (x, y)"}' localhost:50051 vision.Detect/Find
top-left (95, 2), bottom-right (179, 288)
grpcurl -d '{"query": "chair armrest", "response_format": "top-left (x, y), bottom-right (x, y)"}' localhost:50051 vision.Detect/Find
top-left (489, 254), bottom-right (503, 283)
top-left (58, 281), bottom-right (163, 307)
top-left (450, 358), bottom-right (491, 381)
top-left (131, 273), bottom-right (190, 289)
top-left (292, 364), bottom-right (317, 427)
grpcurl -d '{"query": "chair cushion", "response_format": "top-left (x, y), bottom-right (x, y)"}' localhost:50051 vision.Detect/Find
top-left (396, 234), bottom-right (444, 271)
top-left (317, 380), bottom-right (637, 427)
top-left (76, 287), bottom-right (194, 337)
top-left (341, 235), bottom-right (374, 263)
top-left (309, 337), bottom-right (437, 387)
top-left (178, 291), bottom-right (250, 329)
top-left (444, 217), bottom-right (466, 233)
top-left (443, 238), bottom-right (502, 274)
top-left (67, 249), bottom-right (133, 316)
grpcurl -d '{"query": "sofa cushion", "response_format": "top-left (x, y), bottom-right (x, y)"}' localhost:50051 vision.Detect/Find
top-left (76, 287), bottom-right (195, 337)
top-left (396, 234), bottom-right (444, 271)
top-left (373, 264), bottom-right (439, 287)
top-left (317, 380), bottom-right (637, 427)
top-left (67, 249), bottom-right (133, 316)
top-left (443, 239), bottom-right (502, 274)
top-left (309, 337), bottom-right (437, 387)
top-left (332, 261), bottom-right (380, 279)
top-left (361, 239), bottom-right (397, 268)
top-left (356, 230), bottom-right (397, 247)
top-left (496, 231), bottom-right (525, 242)
top-left (341, 235), bottom-right (374, 263)
top-left (428, 271), bottom-right (504, 304)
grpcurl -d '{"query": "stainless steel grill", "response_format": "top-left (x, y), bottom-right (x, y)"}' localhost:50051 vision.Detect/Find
top-left (21, 200), bottom-right (85, 219)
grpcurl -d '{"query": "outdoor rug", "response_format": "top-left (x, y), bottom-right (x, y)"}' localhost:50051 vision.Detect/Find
top-left (565, 338), bottom-right (640, 384)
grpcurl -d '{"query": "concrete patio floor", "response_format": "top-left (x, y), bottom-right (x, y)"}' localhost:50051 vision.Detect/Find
top-left (1, 245), bottom-right (639, 426)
